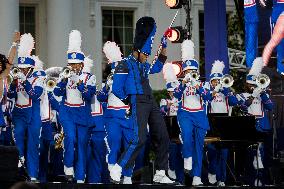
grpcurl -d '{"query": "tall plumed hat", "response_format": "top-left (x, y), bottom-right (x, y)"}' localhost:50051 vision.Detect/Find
top-left (133, 17), bottom-right (157, 56)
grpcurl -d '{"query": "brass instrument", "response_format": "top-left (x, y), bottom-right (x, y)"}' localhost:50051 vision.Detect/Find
top-left (256, 74), bottom-right (270, 89)
top-left (46, 78), bottom-right (57, 92)
top-left (10, 67), bottom-right (21, 78)
top-left (220, 74), bottom-right (234, 88)
top-left (6, 74), bottom-right (13, 85)
top-left (189, 70), bottom-right (200, 81)
top-left (62, 67), bottom-right (72, 78)
top-left (54, 130), bottom-right (64, 150)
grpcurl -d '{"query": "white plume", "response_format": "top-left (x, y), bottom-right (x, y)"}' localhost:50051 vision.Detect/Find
top-left (68, 30), bottom-right (82, 52)
top-left (211, 60), bottom-right (225, 74)
top-left (103, 41), bottom-right (123, 63)
top-left (82, 56), bottom-right (94, 73)
top-left (32, 55), bottom-right (44, 69)
top-left (45, 67), bottom-right (63, 78)
top-left (181, 39), bottom-right (195, 62)
top-left (248, 57), bottom-right (264, 76)
top-left (163, 62), bottom-right (177, 82)
top-left (18, 33), bottom-right (34, 57)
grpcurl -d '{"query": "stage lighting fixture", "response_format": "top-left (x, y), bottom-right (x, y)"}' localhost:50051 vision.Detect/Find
top-left (165, 0), bottom-right (188, 9)
top-left (166, 26), bottom-right (187, 43)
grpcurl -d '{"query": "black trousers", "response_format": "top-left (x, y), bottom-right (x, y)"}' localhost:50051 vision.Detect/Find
top-left (119, 94), bottom-right (170, 170)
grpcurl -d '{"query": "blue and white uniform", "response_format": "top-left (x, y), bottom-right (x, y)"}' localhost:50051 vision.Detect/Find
top-left (244, 0), bottom-right (258, 68)
top-left (9, 69), bottom-right (45, 179)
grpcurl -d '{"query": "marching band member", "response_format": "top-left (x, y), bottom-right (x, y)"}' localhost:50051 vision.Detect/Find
top-left (79, 56), bottom-right (108, 183)
top-left (205, 60), bottom-right (238, 186)
top-left (237, 57), bottom-right (273, 186)
top-left (172, 39), bottom-right (210, 186)
top-left (39, 66), bottom-right (64, 183)
top-left (8, 33), bottom-right (45, 181)
top-left (103, 41), bottom-right (135, 184)
top-left (110, 17), bottom-right (174, 184)
top-left (53, 30), bottom-right (92, 183)
top-left (271, 1), bottom-right (284, 74)
top-left (244, 0), bottom-right (259, 68)
top-left (0, 31), bottom-right (20, 145)
top-left (160, 63), bottom-right (183, 183)
top-left (263, 12), bottom-right (284, 67)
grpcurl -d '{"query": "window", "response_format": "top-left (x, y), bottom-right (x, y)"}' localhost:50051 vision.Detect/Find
top-left (19, 5), bottom-right (36, 54)
top-left (102, 9), bottom-right (134, 80)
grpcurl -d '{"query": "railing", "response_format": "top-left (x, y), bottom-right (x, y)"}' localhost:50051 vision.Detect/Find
top-left (228, 48), bottom-right (247, 72)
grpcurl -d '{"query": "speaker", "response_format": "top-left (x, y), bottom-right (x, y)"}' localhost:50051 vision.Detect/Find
top-left (0, 145), bottom-right (19, 181)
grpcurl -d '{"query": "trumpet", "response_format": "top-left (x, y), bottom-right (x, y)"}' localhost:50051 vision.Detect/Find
top-left (220, 74), bottom-right (234, 88)
top-left (46, 78), bottom-right (57, 92)
top-left (61, 67), bottom-right (72, 78)
top-left (256, 74), bottom-right (270, 89)
top-left (189, 70), bottom-right (200, 81)
top-left (55, 130), bottom-right (64, 150)
top-left (10, 67), bottom-right (21, 78)
top-left (6, 74), bottom-right (13, 85)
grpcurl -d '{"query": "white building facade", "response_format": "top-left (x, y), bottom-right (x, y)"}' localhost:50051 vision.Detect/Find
top-left (0, 0), bottom-right (235, 90)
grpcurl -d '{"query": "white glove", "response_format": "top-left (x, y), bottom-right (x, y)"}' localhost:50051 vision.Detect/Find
top-left (106, 78), bottom-right (113, 87)
top-left (171, 80), bottom-right (180, 89)
top-left (214, 84), bottom-right (222, 92)
top-left (252, 87), bottom-right (263, 98)
top-left (87, 75), bottom-right (96, 86)
top-left (160, 99), bottom-right (167, 106)
top-left (54, 133), bottom-right (60, 141)
top-left (183, 73), bottom-right (191, 83)
top-left (259, 0), bottom-right (267, 7)
top-left (17, 72), bottom-right (26, 82)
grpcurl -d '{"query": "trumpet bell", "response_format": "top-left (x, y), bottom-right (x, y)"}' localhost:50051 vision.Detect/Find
top-left (62, 67), bottom-right (72, 78)
top-left (256, 74), bottom-right (270, 89)
top-left (190, 70), bottom-right (200, 81)
top-left (10, 67), bottom-right (20, 78)
top-left (46, 78), bottom-right (57, 92)
top-left (220, 74), bottom-right (234, 88)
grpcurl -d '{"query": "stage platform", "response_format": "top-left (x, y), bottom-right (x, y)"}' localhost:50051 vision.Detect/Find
top-left (2, 182), bottom-right (284, 189)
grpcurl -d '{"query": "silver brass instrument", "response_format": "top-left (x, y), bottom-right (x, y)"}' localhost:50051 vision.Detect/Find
top-left (256, 74), bottom-right (270, 89)
top-left (10, 67), bottom-right (21, 78)
top-left (62, 67), bottom-right (72, 78)
top-left (46, 78), bottom-right (57, 92)
top-left (189, 70), bottom-right (200, 81)
top-left (220, 74), bottom-right (234, 88)
top-left (7, 74), bottom-right (13, 85)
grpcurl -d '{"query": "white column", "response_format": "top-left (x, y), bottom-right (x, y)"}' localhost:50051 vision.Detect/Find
top-left (47, 0), bottom-right (72, 68)
top-left (0, 0), bottom-right (19, 56)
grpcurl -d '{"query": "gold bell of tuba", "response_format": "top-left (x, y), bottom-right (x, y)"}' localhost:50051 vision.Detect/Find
top-left (54, 130), bottom-right (64, 150)
top-left (256, 74), bottom-right (270, 89)
top-left (220, 74), bottom-right (234, 88)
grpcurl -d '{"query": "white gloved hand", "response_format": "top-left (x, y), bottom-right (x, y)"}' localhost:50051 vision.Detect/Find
top-left (54, 133), bottom-right (60, 141)
top-left (214, 84), bottom-right (222, 92)
top-left (171, 80), bottom-right (180, 89)
top-left (183, 73), bottom-right (191, 83)
top-left (252, 87), bottom-right (263, 98)
top-left (259, 0), bottom-right (267, 7)
top-left (87, 75), bottom-right (96, 86)
top-left (107, 78), bottom-right (113, 87)
top-left (17, 72), bottom-right (26, 82)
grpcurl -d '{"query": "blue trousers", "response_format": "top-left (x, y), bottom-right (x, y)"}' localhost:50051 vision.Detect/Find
top-left (13, 115), bottom-right (41, 178)
top-left (105, 117), bottom-right (134, 176)
top-left (245, 22), bottom-right (258, 68)
top-left (169, 142), bottom-right (184, 183)
top-left (87, 131), bottom-right (109, 183)
top-left (61, 119), bottom-right (89, 180)
top-left (178, 115), bottom-right (207, 177)
top-left (207, 144), bottom-right (228, 182)
top-left (39, 138), bottom-right (53, 183)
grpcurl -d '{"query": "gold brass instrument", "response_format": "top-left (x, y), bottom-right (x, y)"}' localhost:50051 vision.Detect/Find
top-left (6, 74), bottom-right (13, 85)
top-left (10, 67), bottom-right (21, 78)
top-left (46, 78), bottom-right (57, 92)
top-left (220, 74), bottom-right (234, 88)
top-left (256, 74), bottom-right (270, 89)
top-left (54, 130), bottom-right (64, 150)
top-left (62, 67), bottom-right (72, 78)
